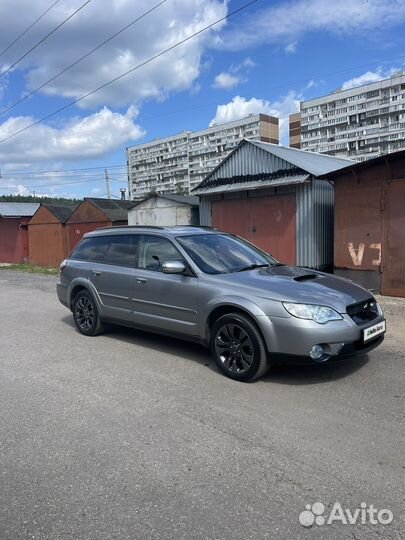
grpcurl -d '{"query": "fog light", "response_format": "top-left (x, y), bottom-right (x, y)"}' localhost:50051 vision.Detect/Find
top-left (310, 344), bottom-right (324, 361)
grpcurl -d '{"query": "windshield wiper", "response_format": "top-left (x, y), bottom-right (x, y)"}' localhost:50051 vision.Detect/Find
top-left (235, 264), bottom-right (269, 272)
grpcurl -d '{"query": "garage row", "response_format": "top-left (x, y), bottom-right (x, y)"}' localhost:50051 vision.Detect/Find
top-left (1, 140), bottom-right (404, 297)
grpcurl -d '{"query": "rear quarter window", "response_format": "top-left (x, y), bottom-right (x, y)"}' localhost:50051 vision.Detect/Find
top-left (70, 236), bottom-right (110, 262)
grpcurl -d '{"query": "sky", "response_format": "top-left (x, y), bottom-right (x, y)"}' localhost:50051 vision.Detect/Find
top-left (0, 0), bottom-right (404, 200)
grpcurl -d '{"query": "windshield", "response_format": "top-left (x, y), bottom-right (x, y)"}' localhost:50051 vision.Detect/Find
top-left (176, 233), bottom-right (278, 275)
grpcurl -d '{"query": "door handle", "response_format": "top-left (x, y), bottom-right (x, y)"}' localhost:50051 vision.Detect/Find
top-left (92, 270), bottom-right (101, 276)
top-left (136, 277), bottom-right (147, 284)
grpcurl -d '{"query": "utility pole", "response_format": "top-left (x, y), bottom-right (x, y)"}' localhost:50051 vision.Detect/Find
top-left (104, 168), bottom-right (111, 199)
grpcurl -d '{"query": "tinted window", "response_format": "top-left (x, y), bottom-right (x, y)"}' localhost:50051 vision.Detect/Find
top-left (103, 235), bottom-right (139, 268)
top-left (70, 236), bottom-right (110, 262)
top-left (139, 236), bottom-right (183, 272)
top-left (177, 234), bottom-right (276, 274)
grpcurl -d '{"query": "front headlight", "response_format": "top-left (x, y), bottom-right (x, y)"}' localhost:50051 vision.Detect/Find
top-left (283, 302), bottom-right (343, 324)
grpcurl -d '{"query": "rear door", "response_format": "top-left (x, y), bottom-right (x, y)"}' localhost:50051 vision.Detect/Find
top-left (90, 234), bottom-right (140, 322)
top-left (132, 235), bottom-right (199, 336)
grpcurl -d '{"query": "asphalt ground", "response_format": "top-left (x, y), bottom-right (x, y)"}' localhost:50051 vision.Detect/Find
top-left (0, 270), bottom-right (404, 540)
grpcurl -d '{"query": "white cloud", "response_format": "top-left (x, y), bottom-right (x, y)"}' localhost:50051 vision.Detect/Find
top-left (214, 0), bottom-right (405, 50)
top-left (213, 72), bottom-right (241, 90)
top-left (0, 106), bottom-right (144, 164)
top-left (213, 57), bottom-right (255, 90)
top-left (210, 93), bottom-right (300, 144)
top-left (0, 0), bottom-right (227, 109)
top-left (229, 57), bottom-right (256, 73)
top-left (285, 41), bottom-right (297, 54)
top-left (341, 67), bottom-right (402, 90)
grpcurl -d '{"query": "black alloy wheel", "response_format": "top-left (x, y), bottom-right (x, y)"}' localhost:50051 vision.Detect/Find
top-left (73, 290), bottom-right (104, 336)
top-left (211, 313), bottom-right (270, 381)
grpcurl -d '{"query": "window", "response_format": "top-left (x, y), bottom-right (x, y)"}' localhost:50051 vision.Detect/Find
top-left (70, 236), bottom-right (110, 262)
top-left (177, 234), bottom-right (276, 275)
top-left (138, 236), bottom-right (183, 272)
top-left (103, 235), bottom-right (139, 268)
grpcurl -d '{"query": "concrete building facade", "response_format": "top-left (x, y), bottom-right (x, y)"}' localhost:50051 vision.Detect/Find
top-left (289, 73), bottom-right (405, 161)
top-left (289, 112), bottom-right (301, 149)
top-left (127, 114), bottom-right (279, 199)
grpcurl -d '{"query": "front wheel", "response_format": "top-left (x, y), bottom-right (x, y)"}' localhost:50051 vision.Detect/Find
top-left (72, 290), bottom-right (104, 336)
top-left (211, 313), bottom-right (270, 381)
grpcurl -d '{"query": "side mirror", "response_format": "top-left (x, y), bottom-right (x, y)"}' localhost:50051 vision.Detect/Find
top-left (161, 260), bottom-right (186, 274)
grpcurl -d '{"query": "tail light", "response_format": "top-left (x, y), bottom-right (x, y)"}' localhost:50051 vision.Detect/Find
top-left (59, 259), bottom-right (67, 273)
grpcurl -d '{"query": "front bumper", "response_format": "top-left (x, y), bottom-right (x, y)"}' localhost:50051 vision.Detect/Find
top-left (270, 335), bottom-right (384, 365)
top-left (255, 312), bottom-right (386, 364)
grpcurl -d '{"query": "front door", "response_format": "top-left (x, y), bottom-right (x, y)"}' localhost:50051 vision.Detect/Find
top-left (132, 235), bottom-right (199, 336)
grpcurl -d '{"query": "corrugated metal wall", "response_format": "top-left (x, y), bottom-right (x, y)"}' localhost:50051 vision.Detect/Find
top-left (199, 179), bottom-right (334, 270)
top-left (296, 179), bottom-right (334, 270)
top-left (199, 196), bottom-right (213, 226)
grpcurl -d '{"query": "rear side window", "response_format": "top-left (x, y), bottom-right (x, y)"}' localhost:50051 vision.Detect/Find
top-left (103, 235), bottom-right (139, 268)
top-left (71, 235), bottom-right (139, 268)
top-left (70, 236), bottom-right (110, 262)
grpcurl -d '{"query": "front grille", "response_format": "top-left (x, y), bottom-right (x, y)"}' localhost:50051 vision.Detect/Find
top-left (346, 298), bottom-right (379, 325)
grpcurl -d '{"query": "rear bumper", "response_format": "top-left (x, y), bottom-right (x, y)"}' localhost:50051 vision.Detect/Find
top-left (56, 282), bottom-right (69, 309)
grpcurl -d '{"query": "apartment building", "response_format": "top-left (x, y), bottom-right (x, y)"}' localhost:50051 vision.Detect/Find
top-left (127, 114), bottom-right (279, 199)
top-left (289, 112), bottom-right (301, 149)
top-left (289, 73), bottom-right (405, 161)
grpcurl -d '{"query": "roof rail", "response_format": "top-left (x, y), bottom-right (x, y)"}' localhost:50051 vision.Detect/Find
top-left (95, 225), bottom-right (166, 230)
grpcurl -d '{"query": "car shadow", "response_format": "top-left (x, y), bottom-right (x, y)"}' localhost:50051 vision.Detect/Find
top-left (61, 316), bottom-right (371, 384)
top-left (261, 354), bottom-right (370, 385)
top-left (61, 315), bottom-right (213, 369)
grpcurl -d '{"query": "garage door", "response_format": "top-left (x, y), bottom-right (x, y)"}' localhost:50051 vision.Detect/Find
top-left (212, 194), bottom-right (296, 265)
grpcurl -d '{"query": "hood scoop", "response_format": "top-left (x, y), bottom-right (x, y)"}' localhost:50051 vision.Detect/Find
top-left (293, 274), bottom-right (320, 282)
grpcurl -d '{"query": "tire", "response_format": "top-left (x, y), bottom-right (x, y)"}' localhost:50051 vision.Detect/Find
top-left (72, 290), bottom-right (104, 336)
top-left (210, 313), bottom-right (270, 382)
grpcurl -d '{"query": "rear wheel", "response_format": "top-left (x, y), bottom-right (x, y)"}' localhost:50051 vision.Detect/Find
top-left (211, 313), bottom-right (270, 381)
top-left (72, 290), bottom-right (104, 336)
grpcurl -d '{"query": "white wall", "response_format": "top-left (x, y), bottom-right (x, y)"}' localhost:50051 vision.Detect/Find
top-left (128, 197), bottom-right (193, 226)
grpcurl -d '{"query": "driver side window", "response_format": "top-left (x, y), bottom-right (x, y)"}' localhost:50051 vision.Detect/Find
top-left (138, 235), bottom-right (183, 272)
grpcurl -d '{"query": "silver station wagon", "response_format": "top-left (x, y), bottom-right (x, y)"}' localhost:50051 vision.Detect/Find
top-left (57, 226), bottom-right (386, 381)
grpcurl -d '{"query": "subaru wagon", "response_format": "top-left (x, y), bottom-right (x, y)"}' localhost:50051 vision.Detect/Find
top-left (57, 226), bottom-right (385, 381)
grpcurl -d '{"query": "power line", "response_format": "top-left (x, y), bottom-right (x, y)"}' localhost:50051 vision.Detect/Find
top-left (0, 164), bottom-right (127, 176)
top-left (0, 0), bottom-right (93, 81)
top-left (0, 0), bottom-right (259, 144)
top-left (0, 177), bottom-right (103, 190)
top-left (137, 56), bottom-right (405, 123)
top-left (0, 0), bottom-right (62, 60)
top-left (0, 169), bottom-right (127, 179)
top-left (0, 0), bottom-right (168, 117)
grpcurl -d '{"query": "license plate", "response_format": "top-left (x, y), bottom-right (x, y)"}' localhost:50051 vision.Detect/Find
top-left (363, 320), bottom-right (386, 342)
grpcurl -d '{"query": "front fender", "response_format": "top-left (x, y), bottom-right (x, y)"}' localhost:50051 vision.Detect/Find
top-left (202, 294), bottom-right (268, 341)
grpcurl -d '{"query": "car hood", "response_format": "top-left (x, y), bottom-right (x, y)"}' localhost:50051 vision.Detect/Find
top-left (211, 265), bottom-right (373, 313)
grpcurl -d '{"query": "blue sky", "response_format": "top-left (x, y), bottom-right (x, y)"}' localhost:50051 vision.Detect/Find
top-left (0, 0), bottom-right (404, 199)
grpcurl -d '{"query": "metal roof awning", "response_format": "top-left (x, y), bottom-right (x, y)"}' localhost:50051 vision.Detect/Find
top-left (0, 202), bottom-right (40, 217)
top-left (193, 173), bottom-right (310, 195)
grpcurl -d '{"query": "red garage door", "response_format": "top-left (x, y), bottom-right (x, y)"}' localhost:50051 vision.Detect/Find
top-left (212, 194), bottom-right (296, 265)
